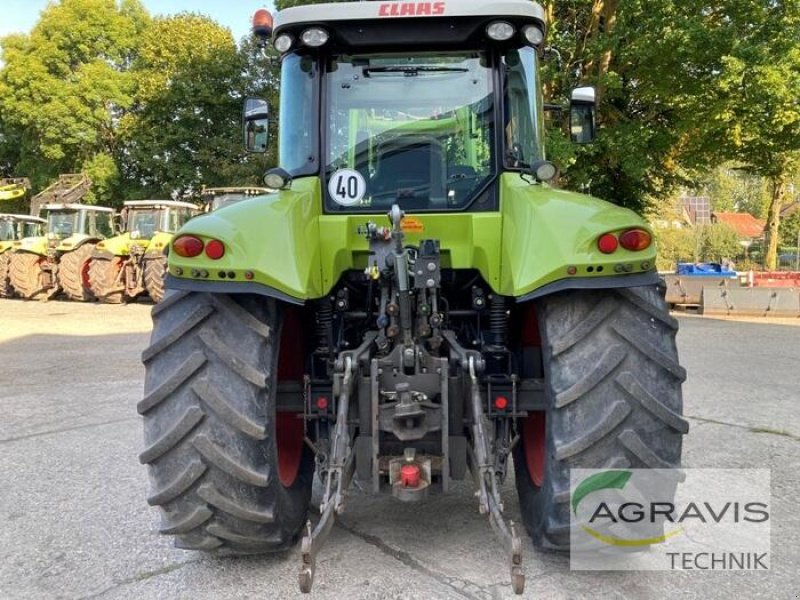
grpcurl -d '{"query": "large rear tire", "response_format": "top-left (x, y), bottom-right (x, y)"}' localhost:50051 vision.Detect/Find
top-left (0, 252), bottom-right (12, 298)
top-left (9, 252), bottom-right (47, 300)
top-left (140, 291), bottom-right (313, 553)
top-left (513, 284), bottom-right (688, 550)
top-left (144, 256), bottom-right (166, 303)
top-left (88, 257), bottom-right (124, 304)
top-left (58, 243), bottom-right (96, 301)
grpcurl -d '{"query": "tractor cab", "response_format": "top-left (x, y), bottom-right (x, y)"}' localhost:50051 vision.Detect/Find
top-left (121, 200), bottom-right (199, 240)
top-left (0, 214), bottom-right (45, 249)
top-left (248, 0), bottom-right (566, 214)
top-left (43, 203), bottom-right (115, 249)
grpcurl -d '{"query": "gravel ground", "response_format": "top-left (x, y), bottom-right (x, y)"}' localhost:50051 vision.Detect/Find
top-left (0, 298), bottom-right (797, 600)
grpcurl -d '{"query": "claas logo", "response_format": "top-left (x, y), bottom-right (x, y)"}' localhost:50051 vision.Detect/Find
top-left (378, 2), bottom-right (446, 17)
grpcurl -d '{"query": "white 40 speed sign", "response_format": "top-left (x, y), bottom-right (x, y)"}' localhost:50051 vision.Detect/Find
top-left (328, 168), bottom-right (366, 206)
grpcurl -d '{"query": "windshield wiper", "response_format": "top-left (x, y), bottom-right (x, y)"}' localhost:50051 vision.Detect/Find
top-left (363, 66), bottom-right (469, 77)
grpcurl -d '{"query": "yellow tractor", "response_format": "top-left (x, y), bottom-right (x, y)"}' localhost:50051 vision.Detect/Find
top-left (88, 200), bottom-right (200, 303)
top-left (8, 203), bottom-right (115, 300)
top-left (0, 213), bottom-right (46, 298)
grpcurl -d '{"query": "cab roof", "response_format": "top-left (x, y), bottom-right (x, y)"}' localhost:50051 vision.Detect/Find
top-left (201, 187), bottom-right (271, 195)
top-left (43, 203), bottom-right (115, 213)
top-left (124, 200), bottom-right (199, 210)
top-left (274, 0), bottom-right (546, 53)
top-left (0, 213), bottom-right (46, 223)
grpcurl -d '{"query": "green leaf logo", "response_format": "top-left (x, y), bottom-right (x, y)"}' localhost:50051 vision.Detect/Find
top-left (572, 470), bottom-right (632, 516)
top-left (571, 469), bottom-right (681, 547)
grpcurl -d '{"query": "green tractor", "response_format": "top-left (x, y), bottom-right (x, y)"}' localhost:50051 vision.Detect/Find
top-left (88, 200), bottom-right (200, 303)
top-left (0, 213), bottom-right (46, 297)
top-left (9, 203), bottom-right (115, 300)
top-left (139, 2), bottom-right (686, 593)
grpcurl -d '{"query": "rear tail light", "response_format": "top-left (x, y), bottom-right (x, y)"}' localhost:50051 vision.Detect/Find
top-left (173, 235), bottom-right (204, 257)
top-left (205, 239), bottom-right (225, 260)
top-left (597, 233), bottom-right (618, 254)
top-left (619, 229), bottom-right (652, 251)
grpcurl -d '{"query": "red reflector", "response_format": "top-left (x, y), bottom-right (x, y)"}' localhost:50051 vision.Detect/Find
top-left (619, 229), bottom-right (652, 251)
top-left (597, 233), bottom-right (618, 254)
top-left (315, 396), bottom-right (329, 411)
top-left (173, 235), bottom-right (204, 258)
top-left (400, 464), bottom-right (421, 488)
top-left (205, 239), bottom-right (225, 260)
top-left (494, 396), bottom-right (509, 410)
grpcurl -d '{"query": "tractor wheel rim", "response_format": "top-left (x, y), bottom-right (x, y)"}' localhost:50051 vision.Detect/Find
top-left (81, 259), bottom-right (92, 289)
top-left (523, 411), bottom-right (546, 487)
top-left (275, 307), bottom-right (306, 488)
top-left (276, 412), bottom-right (305, 487)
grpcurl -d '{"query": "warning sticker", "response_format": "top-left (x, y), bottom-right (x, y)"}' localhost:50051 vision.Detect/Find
top-left (401, 216), bottom-right (425, 233)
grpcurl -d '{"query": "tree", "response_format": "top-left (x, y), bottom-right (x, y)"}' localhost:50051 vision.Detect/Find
top-left (540, 0), bottom-right (695, 212)
top-left (119, 14), bottom-right (261, 198)
top-left (655, 226), bottom-right (695, 271)
top-left (653, 0), bottom-right (800, 269)
top-left (698, 223), bottom-right (742, 264)
top-left (780, 209), bottom-right (800, 252)
top-left (698, 165), bottom-right (771, 217)
top-left (0, 0), bottom-right (150, 204)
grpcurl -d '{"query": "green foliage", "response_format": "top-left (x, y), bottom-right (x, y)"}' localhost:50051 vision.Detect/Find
top-left (698, 223), bottom-right (743, 264)
top-left (120, 13), bottom-right (250, 197)
top-left (655, 223), bottom-right (743, 271)
top-left (780, 209), bottom-right (800, 248)
top-left (82, 152), bottom-right (120, 205)
top-left (698, 166), bottom-right (771, 217)
top-left (0, 2), bottom-right (273, 202)
top-left (0, 0), bottom-right (149, 191)
top-left (655, 227), bottom-right (695, 271)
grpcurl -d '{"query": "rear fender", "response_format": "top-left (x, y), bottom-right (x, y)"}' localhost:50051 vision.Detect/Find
top-left (56, 234), bottom-right (100, 254)
top-left (94, 233), bottom-right (133, 258)
top-left (143, 231), bottom-right (172, 259)
top-left (167, 178), bottom-right (322, 302)
top-left (12, 236), bottom-right (47, 256)
top-left (499, 174), bottom-right (659, 301)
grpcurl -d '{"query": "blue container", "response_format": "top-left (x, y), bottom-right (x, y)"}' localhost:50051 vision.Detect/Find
top-left (676, 262), bottom-right (737, 277)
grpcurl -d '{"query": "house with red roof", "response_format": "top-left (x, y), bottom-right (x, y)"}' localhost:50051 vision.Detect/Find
top-left (711, 212), bottom-right (765, 240)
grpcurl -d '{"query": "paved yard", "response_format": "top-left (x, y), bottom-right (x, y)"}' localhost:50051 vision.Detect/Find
top-left (0, 299), bottom-right (797, 599)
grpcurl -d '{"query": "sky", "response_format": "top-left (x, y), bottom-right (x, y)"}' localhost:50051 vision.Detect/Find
top-left (0, 0), bottom-right (276, 43)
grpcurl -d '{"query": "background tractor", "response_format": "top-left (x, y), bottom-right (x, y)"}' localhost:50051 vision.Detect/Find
top-left (139, 2), bottom-right (686, 594)
top-left (88, 200), bottom-right (200, 303)
top-left (201, 186), bottom-right (272, 212)
top-left (9, 203), bottom-right (115, 300)
top-left (0, 178), bottom-right (32, 214)
top-left (0, 213), bottom-right (45, 297)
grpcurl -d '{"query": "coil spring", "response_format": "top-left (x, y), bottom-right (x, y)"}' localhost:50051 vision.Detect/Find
top-left (316, 299), bottom-right (333, 352)
top-left (488, 294), bottom-right (507, 347)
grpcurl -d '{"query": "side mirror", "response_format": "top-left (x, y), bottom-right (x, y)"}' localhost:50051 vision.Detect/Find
top-left (569, 86), bottom-right (597, 144)
top-left (243, 97), bottom-right (269, 153)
